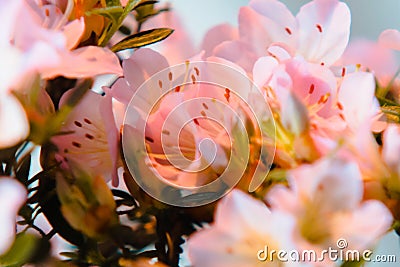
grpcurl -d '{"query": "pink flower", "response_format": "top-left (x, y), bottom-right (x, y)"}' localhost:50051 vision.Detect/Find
top-left (188, 189), bottom-right (300, 267)
top-left (0, 177), bottom-right (27, 255)
top-left (115, 49), bottom-right (240, 188)
top-left (340, 39), bottom-right (398, 88)
top-left (3, 0), bottom-right (122, 82)
top-left (267, 157), bottom-right (393, 256)
top-left (213, 0), bottom-right (351, 72)
top-left (0, 0), bottom-right (122, 148)
top-left (52, 88), bottom-right (121, 186)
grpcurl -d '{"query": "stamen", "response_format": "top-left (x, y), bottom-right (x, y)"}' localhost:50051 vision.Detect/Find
top-left (317, 93), bottom-right (330, 104)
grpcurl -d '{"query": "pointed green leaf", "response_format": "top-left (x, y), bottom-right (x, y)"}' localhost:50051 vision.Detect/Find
top-left (111, 28), bottom-right (174, 52)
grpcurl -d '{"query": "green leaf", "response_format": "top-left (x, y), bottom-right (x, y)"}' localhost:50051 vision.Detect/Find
top-left (85, 6), bottom-right (123, 21)
top-left (111, 28), bottom-right (174, 52)
top-left (105, 0), bottom-right (122, 6)
top-left (381, 105), bottom-right (400, 123)
top-left (0, 233), bottom-right (38, 267)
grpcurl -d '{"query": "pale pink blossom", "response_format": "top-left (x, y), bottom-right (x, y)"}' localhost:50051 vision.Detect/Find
top-left (0, 0), bottom-right (122, 148)
top-left (188, 189), bottom-right (302, 267)
top-left (0, 177), bottom-right (27, 255)
top-left (340, 39), bottom-right (398, 88)
top-left (213, 0), bottom-right (351, 72)
top-left (114, 49), bottom-right (241, 188)
top-left (267, 157), bottom-right (393, 258)
top-left (52, 89), bottom-right (121, 186)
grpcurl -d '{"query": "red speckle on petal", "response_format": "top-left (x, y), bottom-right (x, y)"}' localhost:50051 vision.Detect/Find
top-left (158, 80), bottom-right (163, 88)
top-left (72, 141), bottom-right (82, 148)
top-left (320, 62), bottom-right (325, 66)
top-left (84, 118), bottom-right (92, 124)
top-left (200, 110), bottom-right (207, 117)
top-left (45, 9), bottom-right (50, 16)
top-left (174, 86), bottom-right (181, 92)
top-left (145, 136), bottom-right (155, 143)
top-left (168, 72), bottom-right (173, 81)
top-left (285, 27), bottom-right (292, 35)
top-left (193, 118), bottom-right (200, 125)
top-left (85, 133), bottom-right (95, 140)
top-left (224, 88), bottom-right (231, 102)
top-left (202, 103), bottom-right (209, 110)
top-left (341, 67), bottom-right (346, 77)
top-left (316, 24), bottom-right (323, 33)
top-left (74, 121), bottom-right (83, 127)
top-left (162, 130), bottom-right (170, 135)
top-left (337, 102), bottom-right (344, 110)
top-left (191, 74), bottom-right (196, 84)
top-left (194, 67), bottom-right (200, 76)
top-left (309, 84), bottom-right (315, 94)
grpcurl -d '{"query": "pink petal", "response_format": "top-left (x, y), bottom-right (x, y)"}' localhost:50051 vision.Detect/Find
top-left (253, 56), bottom-right (279, 89)
top-left (241, 0), bottom-right (297, 56)
top-left (0, 178), bottom-right (27, 255)
top-left (338, 72), bottom-right (377, 130)
top-left (142, 9), bottom-right (195, 65)
top-left (290, 158), bottom-right (363, 211)
top-left (201, 24), bottom-right (239, 57)
top-left (379, 29), bottom-right (400, 51)
top-left (331, 200), bottom-right (393, 251)
top-left (340, 39), bottom-right (397, 87)
top-left (213, 40), bottom-right (258, 73)
top-left (63, 18), bottom-right (85, 49)
top-left (41, 46), bottom-right (123, 79)
top-left (382, 124), bottom-right (400, 172)
top-left (101, 87), bottom-right (121, 187)
top-left (296, 0), bottom-right (350, 66)
top-left (122, 48), bottom-right (169, 94)
top-left (0, 94), bottom-right (29, 148)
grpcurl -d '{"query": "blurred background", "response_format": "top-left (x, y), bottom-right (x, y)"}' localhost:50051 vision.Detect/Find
top-left (168, 0), bottom-right (400, 266)
top-left (170, 0), bottom-right (400, 44)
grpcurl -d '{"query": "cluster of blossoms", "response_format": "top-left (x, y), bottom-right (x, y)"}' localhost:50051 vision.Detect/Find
top-left (1, 0), bottom-right (400, 266)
